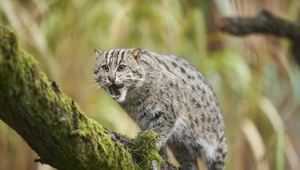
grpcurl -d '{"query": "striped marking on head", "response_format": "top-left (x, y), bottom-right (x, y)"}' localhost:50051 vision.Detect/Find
top-left (117, 49), bottom-right (127, 64)
top-left (101, 48), bottom-right (142, 66)
top-left (106, 49), bottom-right (132, 65)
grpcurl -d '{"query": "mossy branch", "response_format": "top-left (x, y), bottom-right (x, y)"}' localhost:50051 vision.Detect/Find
top-left (219, 10), bottom-right (300, 65)
top-left (0, 26), bottom-right (178, 170)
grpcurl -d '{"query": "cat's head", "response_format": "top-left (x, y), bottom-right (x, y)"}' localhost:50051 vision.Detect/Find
top-left (93, 48), bottom-right (145, 102)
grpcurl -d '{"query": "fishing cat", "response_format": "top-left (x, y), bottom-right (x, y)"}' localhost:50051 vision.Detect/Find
top-left (93, 48), bottom-right (227, 170)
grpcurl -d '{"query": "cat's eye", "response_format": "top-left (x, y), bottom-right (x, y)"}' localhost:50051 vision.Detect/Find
top-left (117, 65), bottom-right (126, 72)
top-left (102, 65), bottom-right (109, 72)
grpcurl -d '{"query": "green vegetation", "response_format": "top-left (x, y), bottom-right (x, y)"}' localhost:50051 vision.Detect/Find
top-left (0, 0), bottom-right (299, 170)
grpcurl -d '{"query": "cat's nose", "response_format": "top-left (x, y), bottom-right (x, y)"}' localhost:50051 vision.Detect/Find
top-left (108, 76), bottom-right (115, 83)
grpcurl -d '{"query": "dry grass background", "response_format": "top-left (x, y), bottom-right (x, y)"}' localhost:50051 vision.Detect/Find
top-left (0, 0), bottom-right (300, 170)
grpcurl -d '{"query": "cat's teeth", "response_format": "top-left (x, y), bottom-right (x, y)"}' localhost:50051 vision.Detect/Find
top-left (112, 95), bottom-right (120, 100)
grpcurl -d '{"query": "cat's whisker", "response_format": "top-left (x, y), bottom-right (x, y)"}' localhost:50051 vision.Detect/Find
top-left (88, 77), bottom-right (96, 80)
top-left (88, 83), bottom-right (101, 89)
top-left (124, 78), bottom-right (145, 81)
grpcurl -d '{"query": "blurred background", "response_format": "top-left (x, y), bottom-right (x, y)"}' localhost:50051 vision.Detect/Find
top-left (0, 0), bottom-right (300, 170)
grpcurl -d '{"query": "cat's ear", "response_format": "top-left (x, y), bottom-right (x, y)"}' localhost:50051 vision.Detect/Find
top-left (94, 49), bottom-right (103, 59)
top-left (130, 48), bottom-right (142, 61)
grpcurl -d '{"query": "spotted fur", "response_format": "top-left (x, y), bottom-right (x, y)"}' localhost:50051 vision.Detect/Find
top-left (94, 48), bottom-right (227, 170)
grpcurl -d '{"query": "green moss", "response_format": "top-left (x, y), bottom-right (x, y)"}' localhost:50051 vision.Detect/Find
top-left (0, 26), bottom-right (18, 60)
top-left (132, 131), bottom-right (164, 169)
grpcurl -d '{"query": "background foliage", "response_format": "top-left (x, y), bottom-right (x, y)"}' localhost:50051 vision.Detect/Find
top-left (0, 0), bottom-right (299, 170)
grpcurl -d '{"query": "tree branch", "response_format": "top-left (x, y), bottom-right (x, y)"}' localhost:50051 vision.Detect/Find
top-left (0, 26), bottom-right (178, 170)
top-left (219, 10), bottom-right (300, 65)
top-left (219, 10), bottom-right (300, 40)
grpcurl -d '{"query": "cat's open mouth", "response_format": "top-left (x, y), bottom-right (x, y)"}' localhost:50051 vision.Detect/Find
top-left (108, 84), bottom-right (125, 100)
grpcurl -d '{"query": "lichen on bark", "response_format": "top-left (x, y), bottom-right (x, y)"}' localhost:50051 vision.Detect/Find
top-left (0, 26), bottom-right (171, 170)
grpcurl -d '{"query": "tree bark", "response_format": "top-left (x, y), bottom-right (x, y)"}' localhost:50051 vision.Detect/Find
top-left (219, 10), bottom-right (300, 66)
top-left (0, 26), bottom-right (178, 170)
